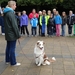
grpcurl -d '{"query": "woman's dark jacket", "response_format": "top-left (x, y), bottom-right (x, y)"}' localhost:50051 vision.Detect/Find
top-left (3, 7), bottom-right (21, 41)
top-left (47, 17), bottom-right (54, 27)
top-left (62, 16), bottom-right (67, 25)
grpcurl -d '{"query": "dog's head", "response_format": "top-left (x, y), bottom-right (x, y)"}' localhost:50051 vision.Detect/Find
top-left (36, 41), bottom-right (45, 50)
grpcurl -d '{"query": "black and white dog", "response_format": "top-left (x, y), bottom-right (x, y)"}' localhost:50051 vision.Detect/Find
top-left (34, 41), bottom-right (56, 66)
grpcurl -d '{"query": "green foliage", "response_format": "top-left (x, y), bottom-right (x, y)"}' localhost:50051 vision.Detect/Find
top-left (0, 0), bottom-right (8, 5)
top-left (1, 0), bottom-right (75, 11)
top-left (0, 0), bottom-right (63, 6)
top-left (17, 0), bottom-right (63, 6)
top-left (62, 0), bottom-right (75, 10)
top-left (17, 0), bottom-right (28, 6)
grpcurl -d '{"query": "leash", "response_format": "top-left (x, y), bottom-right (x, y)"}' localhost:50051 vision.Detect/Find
top-left (18, 39), bottom-right (34, 61)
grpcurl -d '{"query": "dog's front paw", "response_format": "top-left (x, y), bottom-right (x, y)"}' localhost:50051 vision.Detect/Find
top-left (37, 64), bottom-right (41, 66)
top-left (35, 62), bottom-right (38, 65)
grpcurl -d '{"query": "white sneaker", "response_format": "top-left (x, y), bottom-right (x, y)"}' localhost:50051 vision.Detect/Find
top-left (2, 33), bottom-right (5, 35)
top-left (6, 62), bottom-right (9, 65)
top-left (14, 63), bottom-right (21, 66)
top-left (32, 35), bottom-right (33, 37)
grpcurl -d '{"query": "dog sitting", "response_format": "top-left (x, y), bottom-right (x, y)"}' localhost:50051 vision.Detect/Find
top-left (34, 40), bottom-right (56, 66)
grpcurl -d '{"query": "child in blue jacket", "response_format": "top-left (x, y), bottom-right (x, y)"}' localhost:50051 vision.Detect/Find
top-left (54, 11), bottom-right (62, 36)
top-left (31, 15), bottom-right (38, 36)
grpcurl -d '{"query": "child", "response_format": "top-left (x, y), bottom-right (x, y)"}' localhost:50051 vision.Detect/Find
top-left (20, 11), bottom-right (29, 36)
top-left (47, 14), bottom-right (54, 37)
top-left (54, 11), bottom-right (62, 37)
top-left (31, 15), bottom-right (38, 36)
top-left (17, 12), bottom-right (21, 31)
top-left (40, 10), bottom-right (47, 37)
top-left (47, 10), bottom-right (51, 35)
top-left (38, 11), bottom-right (42, 36)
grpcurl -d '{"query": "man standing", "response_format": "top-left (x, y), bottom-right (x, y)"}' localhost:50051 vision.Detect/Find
top-left (3, 1), bottom-right (21, 66)
top-left (67, 11), bottom-right (74, 36)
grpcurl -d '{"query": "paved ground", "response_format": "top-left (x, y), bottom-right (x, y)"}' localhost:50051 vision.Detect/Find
top-left (0, 25), bottom-right (75, 75)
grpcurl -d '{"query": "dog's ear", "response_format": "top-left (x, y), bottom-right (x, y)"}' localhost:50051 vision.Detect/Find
top-left (42, 41), bottom-right (45, 44)
top-left (37, 41), bottom-right (40, 45)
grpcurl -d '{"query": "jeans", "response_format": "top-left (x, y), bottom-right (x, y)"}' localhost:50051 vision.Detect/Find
top-left (32, 27), bottom-right (37, 36)
top-left (48, 26), bottom-right (54, 35)
top-left (1, 26), bottom-right (5, 33)
top-left (61, 25), bottom-right (66, 36)
top-left (68, 25), bottom-right (73, 34)
top-left (5, 40), bottom-right (17, 65)
top-left (41, 24), bottom-right (45, 36)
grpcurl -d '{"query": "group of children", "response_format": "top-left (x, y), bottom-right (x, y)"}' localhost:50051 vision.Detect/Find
top-left (16, 9), bottom-right (62, 37)
top-left (0, 8), bottom-right (75, 37)
top-left (28, 9), bottom-right (62, 37)
top-left (28, 9), bottom-right (75, 37)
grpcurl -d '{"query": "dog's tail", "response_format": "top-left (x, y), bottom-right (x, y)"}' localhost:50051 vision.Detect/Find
top-left (49, 57), bottom-right (56, 63)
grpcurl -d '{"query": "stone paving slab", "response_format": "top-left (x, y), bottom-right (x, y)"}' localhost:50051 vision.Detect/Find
top-left (0, 34), bottom-right (75, 75)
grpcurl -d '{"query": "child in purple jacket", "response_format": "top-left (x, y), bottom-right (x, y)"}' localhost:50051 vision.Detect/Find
top-left (20, 11), bottom-right (29, 36)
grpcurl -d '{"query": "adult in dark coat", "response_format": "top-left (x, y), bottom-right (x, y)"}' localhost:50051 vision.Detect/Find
top-left (67, 10), bottom-right (74, 36)
top-left (0, 13), bottom-right (5, 35)
top-left (3, 1), bottom-right (21, 66)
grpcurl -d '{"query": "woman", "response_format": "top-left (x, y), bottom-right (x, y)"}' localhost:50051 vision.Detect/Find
top-left (29, 9), bottom-right (38, 19)
top-left (61, 12), bottom-right (67, 36)
top-left (20, 10), bottom-right (29, 36)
